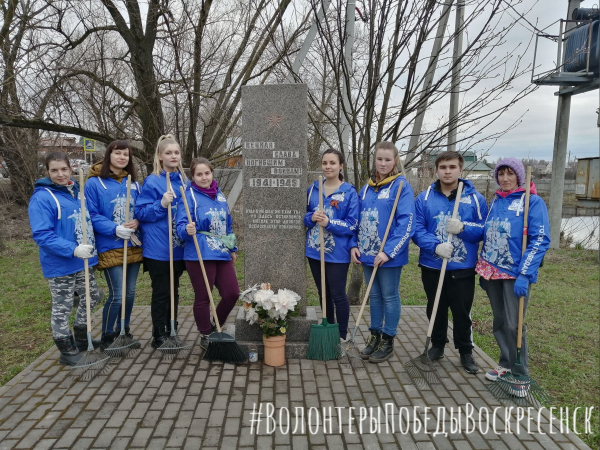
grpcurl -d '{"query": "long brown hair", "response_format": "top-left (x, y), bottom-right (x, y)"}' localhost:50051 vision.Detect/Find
top-left (101, 140), bottom-right (137, 182)
top-left (322, 148), bottom-right (345, 181)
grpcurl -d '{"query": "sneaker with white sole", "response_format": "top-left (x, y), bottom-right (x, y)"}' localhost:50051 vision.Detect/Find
top-left (485, 366), bottom-right (511, 381)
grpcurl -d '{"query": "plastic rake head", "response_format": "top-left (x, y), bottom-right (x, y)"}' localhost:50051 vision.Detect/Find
top-left (487, 374), bottom-right (553, 407)
top-left (156, 335), bottom-right (191, 360)
top-left (404, 354), bottom-right (442, 388)
top-left (103, 334), bottom-right (140, 358)
top-left (70, 351), bottom-right (111, 381)
top-left (336, 339), bottom-right (363, 365)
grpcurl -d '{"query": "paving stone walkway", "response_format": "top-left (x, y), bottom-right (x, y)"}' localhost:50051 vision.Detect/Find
top-left (0, 306), bottom-right (592, 450)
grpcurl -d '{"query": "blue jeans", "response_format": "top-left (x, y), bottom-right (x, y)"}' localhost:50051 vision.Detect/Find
top-left (362, 265), bottom-right (402, 337)
top-left (102, 262), bottom-right (141, 335)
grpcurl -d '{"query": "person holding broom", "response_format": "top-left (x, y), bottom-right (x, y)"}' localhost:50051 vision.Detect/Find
top-left (85, 140), bottom-right (143, 350)
top-left (476, 158), bottom-right (550, 394)
top-left (28, 152), bottom-right (102, 365)
top-left (412, 150), bottom-right (488, 374)
top-left (176, 157), bottom-right (239, 350)
top-left (350, 141), bottom-right (415, 363)
top-left (304, 148), bottom-right (358, 342)
top-left (135, 134), bottom-right (188, 349)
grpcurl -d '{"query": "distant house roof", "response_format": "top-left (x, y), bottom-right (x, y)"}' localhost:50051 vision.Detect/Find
top-left (464, 161), bottom-right (492, 172)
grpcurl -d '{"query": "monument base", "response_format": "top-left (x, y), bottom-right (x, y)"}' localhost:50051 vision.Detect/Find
top-left (233, 307), bottom-right (319, 360)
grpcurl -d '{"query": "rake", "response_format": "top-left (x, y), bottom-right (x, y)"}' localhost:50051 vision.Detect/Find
top-left (487, 167), bottom-right (552, 406)
top-left (71, 170), bottom-right (110, 380)
top-left (180, 186), bottom-right (247, 364)
top-left (104, 175), bottom-right (140, 358)
top-left (156, 174), bottom-right (191, 359)
top-left (337, 179), bottom-right (405, 363)
top-left (403, 181), bottom-right (464, 388)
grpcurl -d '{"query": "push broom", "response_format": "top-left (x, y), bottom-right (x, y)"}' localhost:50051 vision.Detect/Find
top-left (487, 167), bottom-right (552, 405)
top-left (156, 174), bottom-right (191, 359)
top-left (180, 187), bottom-right (247, 364)
top-left (403, 181), bottom-right (464, 387)
top-left (307, 176), bottom-right (340, 361)
top-left (338, 179), bottom-right (405, 363)
top-left (104, 175), bottom-right (140, 358)
top-left (71, 170), bottom-right (110, 380)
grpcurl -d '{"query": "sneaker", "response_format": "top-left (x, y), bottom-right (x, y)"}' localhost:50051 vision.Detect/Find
top-left (427, 346), bottom-right (445, 361)
top-left (485, 366), bottom-right (511, 381)
top-left (368, 334), bottom-right (395, 363)
top-left (460, 353), bottom-right (479, 374)
top-left (200, 334), bottom-right (210, 350)
top-left (360, 332), bottom-right (381, 360)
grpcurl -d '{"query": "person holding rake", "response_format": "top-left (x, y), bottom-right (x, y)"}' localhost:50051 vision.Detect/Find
top-left (135, 134), bottom-right (188, 349)
top-left (476, 157), bottom-right (550, 396)
top-left (304, 148), bottom-right (359, 342)
top-left (350, 141), bottom-right (415, 363)
top-left (412, 150), bottom-right (488, 374)
top-left (176, 158), bottom-right (239, 350)
top-left (85, 140), bottom-right (143, 350)
top-left (29, 152), bottom-right (102, 365)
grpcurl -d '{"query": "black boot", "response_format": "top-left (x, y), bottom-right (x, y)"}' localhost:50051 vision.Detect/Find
top-left (460, 352), bottom-right (479, 374)
top-left (124, 326), bottom-right (141, 348)
top-left (73, 325), bottom-right (101, 351)
top-left (151, 326), bottom-right (168, 349)
top-left (360, 330), bottom-right (381, 360)
top-left (369, 333), bottom-right (395, 363)
top-left (54, 336), bottom-right (83, 366)
top-left (100, 332), bottom-right (118, 351)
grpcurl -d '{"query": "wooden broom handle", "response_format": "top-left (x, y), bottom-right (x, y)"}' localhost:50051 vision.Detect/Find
top-left (354, 180), bottom-right (405, 331)
top-left (318, 176), bottom-right (327, 319)
top-left (166, 174), bottom-right (175, 322)
top-left (426, 181), bottom-right (464, 338)
top-left (517, 167), bottom-right (532, 348)
top-left (180, 187), bottom-right (223, 333)
top-left (121, 175), bottom-right (131, 320)
top-left (79, 170), bottom-right (92, 333)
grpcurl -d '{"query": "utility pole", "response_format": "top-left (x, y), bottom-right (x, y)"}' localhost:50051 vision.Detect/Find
top-left (447, 1), bottom-right (465, 153)
top-left (405, 0), bottom-right (453, 167)
top-left (548, 0), bottom-right (581, 249)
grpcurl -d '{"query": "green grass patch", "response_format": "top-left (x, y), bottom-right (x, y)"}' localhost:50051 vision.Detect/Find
top-left (1, 240), bottom-right (598, 447)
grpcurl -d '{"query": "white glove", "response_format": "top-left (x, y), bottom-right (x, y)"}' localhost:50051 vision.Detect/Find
top-left (116, 225), bottom-right (134, 240)
top-left (161, 191), bottom-right (174, 208)
top-left (435, 242), bottom-right (454, 259)
top-left (74, 244), bottom-right (94, 259)
top-left (446, 218), bottom-right (464, 235)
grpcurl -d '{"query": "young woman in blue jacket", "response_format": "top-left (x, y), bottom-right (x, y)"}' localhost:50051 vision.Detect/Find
top-left (85, 140), bottom-right (143, 350)
top-left (134, 135), bottom-right (188, 348)
top-left (476, 158), bottom-right (550, 395)
top-left (350, 141), bottom-right (415, 363)
top-left (304, 149), bottom-right (358, 341)
top-left (176, 158), bottom-right (239, 350)
top-left (28, 152), bottom-right (101, 365)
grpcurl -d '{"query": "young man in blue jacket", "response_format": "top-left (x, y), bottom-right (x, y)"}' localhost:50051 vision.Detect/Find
top-left (413, 151), bottom-right (488, 374)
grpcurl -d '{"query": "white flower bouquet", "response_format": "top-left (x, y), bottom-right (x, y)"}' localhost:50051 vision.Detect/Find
top-left (241, 283), bottom-right (300, 338)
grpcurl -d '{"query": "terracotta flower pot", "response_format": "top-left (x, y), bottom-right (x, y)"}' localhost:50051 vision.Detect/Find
top-left (263, 335), bottom-right (286, 367)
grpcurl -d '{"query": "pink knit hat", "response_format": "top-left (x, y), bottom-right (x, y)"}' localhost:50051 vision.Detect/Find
top-left (494, 157), bottom-right (525, 187)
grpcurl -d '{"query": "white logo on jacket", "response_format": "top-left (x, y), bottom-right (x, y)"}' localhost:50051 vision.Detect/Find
top-left (434, 211), bottom-right (467, 263)
top-left (69, 209), bottom-right (97, 256)
top-left (111, 194), bottom-right (135, 225)
top-left (358, 208), bottom-right (381, 256)
top-left (205, 208), bottom-right (229, 253)
top-left (307, 206), bottom-right (335, 253)
top-left (482, 218), bottom-right (514, 269)
top-left (331, 192), bottom-right (345, 202)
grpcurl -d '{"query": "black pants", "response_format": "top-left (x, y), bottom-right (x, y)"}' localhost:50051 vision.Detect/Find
top-left (307, 258), bottom-right (350, 339)
top-left (144, 257), bottom-right (186, 330)
top-left (421, 267), bottom-right (475, 354)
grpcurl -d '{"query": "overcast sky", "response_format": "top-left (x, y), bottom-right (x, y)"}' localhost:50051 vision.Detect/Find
top-left (482, 0), bottom-right (599, 162)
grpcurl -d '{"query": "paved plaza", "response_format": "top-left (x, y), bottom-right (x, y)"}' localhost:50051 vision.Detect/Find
top-left (0, 306), bottom-right (592, 450)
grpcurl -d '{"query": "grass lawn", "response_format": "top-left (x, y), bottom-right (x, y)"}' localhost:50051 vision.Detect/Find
top-left (1, 240), bottom-right (598, 447)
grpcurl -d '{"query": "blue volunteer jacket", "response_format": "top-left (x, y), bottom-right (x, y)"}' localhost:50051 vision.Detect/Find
top-left (29, 178), bottom-right (98, 278)
top-left (176, 184), bottom-right (237, 261)
top-left (413, 179), bottom-right (488, 271)
top-left (85, 173), bottom-right (141, 255)
top-left (304, 180), bottom-right (359, 264)
top-left (480, 188), bottom-right (550, 283)
top-left (356, 175), bottom-right (415, 267)
top-left (134, 171), bottom-right (187, 261)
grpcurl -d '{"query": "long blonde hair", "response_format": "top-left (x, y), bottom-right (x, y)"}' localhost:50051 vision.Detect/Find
top-left (152, 134), bottom-right (188, 183)
top-left (372, 141), bottom-right (400, 182)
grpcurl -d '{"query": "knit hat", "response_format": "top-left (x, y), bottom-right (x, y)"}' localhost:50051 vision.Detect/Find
top-left (494, 157), bottom-right (525, 187)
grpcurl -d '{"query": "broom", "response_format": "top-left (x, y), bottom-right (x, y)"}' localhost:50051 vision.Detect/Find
top-left (104, 175), bottom-right (140, 358)
top-left (337, 179), bottom-right (405, 363)
top-left (487, 167), bottom-right (552, 405)
top-left (307, 176), bottom-right (340, 361)
top-left (180, 187), bottom-right (247, 364)
top-left (156, 174), bottom-right (191, 359)
top-left (403, 181), bottom-right (464, 387)
top-left (71, 170), bottom-right (110, 380)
